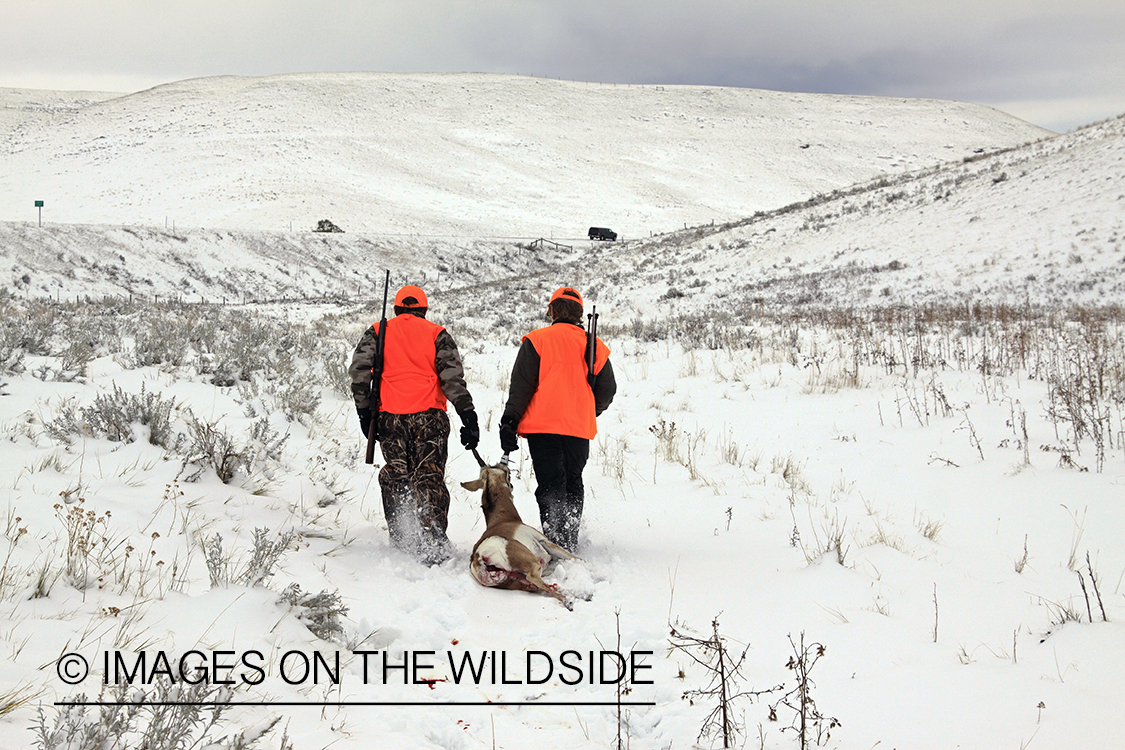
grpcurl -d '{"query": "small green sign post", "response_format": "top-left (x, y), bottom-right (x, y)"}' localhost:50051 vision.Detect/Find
top-left (34, 200), bottom-right (44, 227)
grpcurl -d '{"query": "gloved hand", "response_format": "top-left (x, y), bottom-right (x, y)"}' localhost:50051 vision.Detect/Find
top-left (499, 415), bottom-right (519, 453)
top-left (357, 407), bottom-right (373, 440)
top-left (458, 409), bottom-right (480, 450)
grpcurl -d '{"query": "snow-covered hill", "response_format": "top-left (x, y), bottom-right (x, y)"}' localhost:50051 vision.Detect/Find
top-left (0, 222), bottom-right (577, 303)
top-left (1, 72), bottom-right (1051, 236)
top-left (579, 112), bottom-right (1125, 313)
top-left (2, 110), bottom-right (1118, 312)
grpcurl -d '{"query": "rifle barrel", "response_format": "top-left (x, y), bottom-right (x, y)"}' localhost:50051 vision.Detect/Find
top-left (586, 305), bottom-right (598, 388)
top-left (364, 270), bottom-right (391, 464)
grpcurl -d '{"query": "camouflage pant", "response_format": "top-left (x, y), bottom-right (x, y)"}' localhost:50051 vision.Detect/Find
top-left (377, 409), bottom-right (451, 552)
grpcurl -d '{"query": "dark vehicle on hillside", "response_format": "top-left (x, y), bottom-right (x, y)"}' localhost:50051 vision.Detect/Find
top-left (588, 227), bottom-right (618, 241)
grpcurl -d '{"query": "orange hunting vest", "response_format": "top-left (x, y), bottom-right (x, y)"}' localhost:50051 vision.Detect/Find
top-left (517, 323), bottom-right (610, 439)
top-left (377, 314), bottom-right (447, 414)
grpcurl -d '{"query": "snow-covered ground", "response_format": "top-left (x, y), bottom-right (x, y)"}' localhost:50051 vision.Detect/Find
top-left (0, 74), bottom-right (1122, 750)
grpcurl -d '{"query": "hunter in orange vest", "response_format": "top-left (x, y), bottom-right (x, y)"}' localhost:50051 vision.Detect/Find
top-left (499, 286), bottom-right (617, 550)
top-left (349, 284), bottom-right (478, 565)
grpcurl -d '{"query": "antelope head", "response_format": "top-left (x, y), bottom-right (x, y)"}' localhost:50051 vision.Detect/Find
top-left (461, 462), bottom-right (514, 519)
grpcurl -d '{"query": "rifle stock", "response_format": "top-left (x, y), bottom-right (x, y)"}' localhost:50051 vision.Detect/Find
top-left (364, 270), bottom-right (391, 464)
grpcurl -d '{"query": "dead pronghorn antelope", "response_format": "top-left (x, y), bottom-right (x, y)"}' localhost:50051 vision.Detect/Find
top-left (462, 452), bottom-right (579, 610)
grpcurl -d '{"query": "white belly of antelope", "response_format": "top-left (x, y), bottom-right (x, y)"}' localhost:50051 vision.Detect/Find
top-left (471, 527), bottom-right (550, 587)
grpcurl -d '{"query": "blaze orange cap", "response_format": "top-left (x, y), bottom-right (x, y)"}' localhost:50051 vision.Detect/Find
top-left (394, 285), bottom-right (428, 308)
top-left (550, 287), bottom-right (583, 306)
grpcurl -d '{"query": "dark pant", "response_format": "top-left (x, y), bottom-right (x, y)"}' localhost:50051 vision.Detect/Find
top-left (378, 409), bottom-right (451, 557)
top-left (526, 433), bottom-right (589, 550)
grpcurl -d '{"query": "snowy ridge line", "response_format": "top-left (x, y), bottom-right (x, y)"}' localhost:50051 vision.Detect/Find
top-left (631, 112), bottom-right (1115, 251)
top-left (0, 220), bottom-right (573, 303)
top-left (0, 222), bottom-right (597, 244)
top-left (567, 112), bottom-right (1124, 312)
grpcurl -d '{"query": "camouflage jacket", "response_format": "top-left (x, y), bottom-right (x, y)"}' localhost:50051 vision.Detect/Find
top-left (348, 312), bottom-right (474, 415)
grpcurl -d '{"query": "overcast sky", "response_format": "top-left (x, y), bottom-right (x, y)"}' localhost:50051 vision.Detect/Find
top-left (2, 0), bottom-right (1123, 132)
